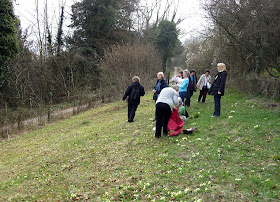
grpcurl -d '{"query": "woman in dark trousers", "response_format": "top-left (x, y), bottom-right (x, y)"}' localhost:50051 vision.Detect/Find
top-left (123, 76), bottom-right (145, 122)
top-left (197, 69), bottom-right (211, 103)
top-left (186, 70), bottom-right (197, 107)
top-left (208, 63), bottom-right (227, 117)
top-left (155, 85), bottom-right (180, 138)
top-left (153, 72), bottom-right (168, 120)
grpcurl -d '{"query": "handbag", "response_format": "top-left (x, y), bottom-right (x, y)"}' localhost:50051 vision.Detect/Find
top-left (207, 82), bottom-right (211, 89)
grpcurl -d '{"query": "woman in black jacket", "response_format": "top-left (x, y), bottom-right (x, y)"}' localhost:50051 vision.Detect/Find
top-left (208, 63), bottom-right (227, 117)
top-left (186, 69), bottom-right (197, 107)
top-left (153, 72), bottom-right (168, 120)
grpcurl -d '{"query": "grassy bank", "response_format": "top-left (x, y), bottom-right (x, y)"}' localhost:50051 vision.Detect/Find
top-left (0, 89), bottom-right (279, 201)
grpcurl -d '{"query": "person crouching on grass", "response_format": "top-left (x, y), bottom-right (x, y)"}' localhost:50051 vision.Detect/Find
top-left (178, 97), bottom-right (189, 123)
top-left (123, 76), bottom-right (145, 123)
top-left (155, 85), bottom-right (180, 138)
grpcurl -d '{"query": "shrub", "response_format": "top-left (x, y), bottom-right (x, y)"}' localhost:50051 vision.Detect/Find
top-left (98, 41), bottom-right (162, 101)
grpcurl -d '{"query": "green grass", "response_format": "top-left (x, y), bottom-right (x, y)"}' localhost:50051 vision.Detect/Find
top-left (0, 89), bottom-right (279, 201)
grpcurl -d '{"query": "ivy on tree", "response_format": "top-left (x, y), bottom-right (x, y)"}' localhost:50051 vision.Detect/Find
top-left (155, 20), bottom-right (179, 73)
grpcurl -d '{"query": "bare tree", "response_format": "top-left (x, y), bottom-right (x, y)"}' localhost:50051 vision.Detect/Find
top-left (203, 0), bottom-right (280, 77)
top-left (135, 0), bottom-right (185, 31)
top-left (35, 0), bottom-right (44, 63)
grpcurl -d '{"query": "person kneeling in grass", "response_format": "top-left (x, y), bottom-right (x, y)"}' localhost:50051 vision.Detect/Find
top-left (123, 76), bottom-right (145, 123)
top-left (178, 97), bottom-right (189, 124)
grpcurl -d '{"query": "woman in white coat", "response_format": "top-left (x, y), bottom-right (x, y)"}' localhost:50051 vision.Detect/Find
top-left (197, 69), bottom-right (211, 103)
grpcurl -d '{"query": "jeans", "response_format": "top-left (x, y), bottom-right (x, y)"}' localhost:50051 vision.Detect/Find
top-left (155, 102), bottom-right (172, 137)
top-left (186, 90), bottom-right (194, 107)
top-left (214, 95), bottom-right (221, 116)
top-left (179, 91), bottom-right (187, 106)
top-left (198, 86), bottom-right (208, 103)
top-left (128, 104), bottom-right (138, 122)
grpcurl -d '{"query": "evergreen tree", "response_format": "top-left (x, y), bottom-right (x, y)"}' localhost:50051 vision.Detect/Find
top-left (0, 0), bottom-right (18, 89)
top-left (155, 20), bottom-right (179, 73)
top-left (70, 0), bottom-right (138, 54)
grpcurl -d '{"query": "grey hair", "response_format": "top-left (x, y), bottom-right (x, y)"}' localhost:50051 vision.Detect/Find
top-left (157, 72), bottom-right (164, 78)
top-left (178, 97), bottom-right (182, 104)
top-left (183, 70), bottom-right (190, 76)
top-left (171, 84), bottom-right (179, 91)
top-left (132, 76), bottom-right (140, 82)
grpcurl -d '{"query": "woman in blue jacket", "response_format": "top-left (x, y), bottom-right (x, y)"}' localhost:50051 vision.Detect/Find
top-left (153, 72), bottom-right (168, 120)
top-left (179, 70), bottom-right (189, 106)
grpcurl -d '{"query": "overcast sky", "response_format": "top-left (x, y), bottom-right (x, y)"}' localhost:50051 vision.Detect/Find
top-left (14, 0), bottom-right (207, 44)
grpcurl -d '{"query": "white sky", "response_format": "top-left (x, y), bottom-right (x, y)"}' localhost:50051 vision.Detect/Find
top-left (14, 0), bottom-right (206, 45)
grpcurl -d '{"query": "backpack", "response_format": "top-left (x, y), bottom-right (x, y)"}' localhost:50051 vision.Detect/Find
top-left (130, 87), bottom-right (140, 100)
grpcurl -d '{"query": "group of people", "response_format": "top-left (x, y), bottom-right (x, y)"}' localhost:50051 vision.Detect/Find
top-left (123, 63), bottom-right (227, 138)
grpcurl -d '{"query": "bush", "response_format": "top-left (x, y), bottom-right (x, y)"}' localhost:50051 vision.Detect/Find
top-left (230, 76), bottom-right (280, 99)
top-left (98, 41), bottom-right (162, 101)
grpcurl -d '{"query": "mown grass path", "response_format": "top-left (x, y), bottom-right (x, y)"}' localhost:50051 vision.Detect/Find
top-left (0, 89), bottom-right (279, 201)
